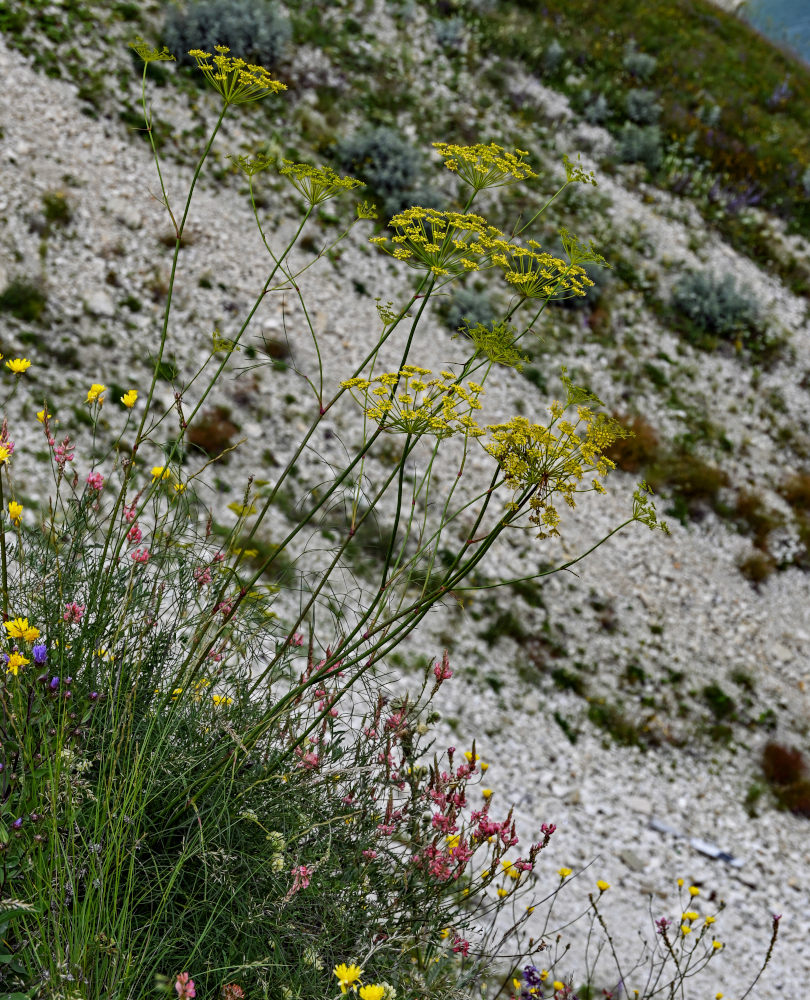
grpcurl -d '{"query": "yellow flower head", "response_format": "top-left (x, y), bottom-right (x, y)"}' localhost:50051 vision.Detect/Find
top-left (129, 37), bottom-right (176, 64)
top-left (480, 761), bottom-right (489, 771)
top-left (212, 694), bottom-right (234, 706)
top-left (439, 927), bottom-right (451, 939)
top-left (6, 358), bottom-right (31, 375)
top-left (86, 383), bottom-right (106, 404)
top-left (596, 880), bottom-right (610, 892)
top-left (5, 651), bottom-right (29, 675)
top-left (187, 46), bottom-right (286, 105)
top-left (680, 924), bottom-right (692, 935)
top-left (279, 160), bottom-right (364, 206)
top-left (4, 617), bottom-right (39, 642)
top-left (121, 389), bottom-right (138, 408)
top-left (704, 915), bottom-right (716, 925)
top-left (36, 409), bottom-right (51, 423)
top-left (151, 466), bottom-right (171, 482)
top-left (171, 688), bottom-right (183, 699)
top-left (8, 501), bottom-right (22, 526)
top-left (497, 887), bottom-right (509, 898)
top-left (553, 983), bottom-right (565, 993)
top-left (359, 987), bottom-right (385, 1000)
top-left (433, 141), bottom-right (539, 191)
top-left (688, 885), bottom-right (700, 897)
top-left (558, 867), bottom-right (572, 878)
top-left (482, 788), bottom-right (493, 799)
top-left (173, 482), bottom-right (187, 494)
top-left (712, 940), bottom-right (723, 950)
top-left (333, 963), bottom-right (363, 994)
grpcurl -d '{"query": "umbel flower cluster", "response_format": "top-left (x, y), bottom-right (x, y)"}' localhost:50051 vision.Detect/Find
top-left (341, 365), bottom-right (486, 438)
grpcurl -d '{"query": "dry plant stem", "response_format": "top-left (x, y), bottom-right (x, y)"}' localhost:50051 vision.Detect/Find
top-left (737, 916), bottom-right (780, 1000)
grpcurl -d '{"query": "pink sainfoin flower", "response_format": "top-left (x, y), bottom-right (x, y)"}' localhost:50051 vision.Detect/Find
top-left (127, 523), bottom-right (142, 544)
top-left (215, 600), bottom-right (233, 617)
top-left (290, 864), bottom-right (311, 893)
top-left (175, 973), bottom-right (196, 999)
top-left (193, 566), bottom-right (212, 587)
top-left (433, 649), bottom-right (453, 683)
top-left (452, 935), bottom-right (469, 956)
top-left (63, 602), bottom-right (85, 623)
top-left (54, 436), bottom-right (74, 468)
top-left (123, 503), bottom-right (137, 523)
top-left (288, 632), bottom-right (305, 646)
top-left (86, 471), bottom-right (104, 491)
top-left (131, 548), bottom-right (150, 564)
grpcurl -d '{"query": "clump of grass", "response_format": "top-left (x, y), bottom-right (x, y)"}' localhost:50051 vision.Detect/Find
top-left (0, 278), bottom-right (47, 322)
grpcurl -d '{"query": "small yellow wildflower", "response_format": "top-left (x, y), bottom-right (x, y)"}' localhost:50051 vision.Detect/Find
top-left (677, 878), bottom-right (684, 887)
top-left (704, 915), bottom-right (716, 925)
top-left (497, 887), bottom-right (508, 898)
top-left (212, 694), bottom-right (234, 706)
top-left (480, 761), bottom-right (489, 772)
top-left (681, 924), bottom-right (692, 935)
top-left (187, 46), bottom-right (286, 106)
top-left (553, 983), bottom-right (565, 992)
top-left (446, 834), bottom-right (460, 849)
top-left (171, 688), bottom-right (183, 699)
top-left (558, 867), bottom-right (572, 878)
top-left (526, 905), bottom-right (535, 913)
top-left (712, 941), bottom-right (723, 950)
top-left (688, 885), bottom-right (700, 897)
top-left (359, 987), bottom-right (385, 1000)
top-left (8, 501), bottom-right (22, 526)
top-left (482, 788), bottom-right (493, 799)
top-left (682, 911), bottom-right (699, 921)
top-left (596, 880), bottom-right (610, 892)
top-left (716, 994), bottom-right (724, 999)
top-left (433, 142), bottom-right (538, 191)
top-left (36, 409), bottom-right (51, 423)
top-left (86, 383), bottom-right (106, 404)
top-left (279, 160), bottom-right (364, 206)
top-left (6, 358), bottom-right (30, 375)
top-left (173, 482), bottom-right (186, 494)
top-left (129, 37), bottom-right (176, 64)
top-left (6, 651), bottom-right (29, 675)
top-left (151, 466), bottom-right (171, 482)
top-left (0, 445), bottom-right (10, 466)
top-left (464, 750), bottom-right (479, 763)
top-left (4, 617), bottom-right (39, 641)
top-left (439, 927), bottom-right (451, 939)
top-left (121, 389), bottom-right (138, 408)
top-left (333, 963), bottom-right (363, 994)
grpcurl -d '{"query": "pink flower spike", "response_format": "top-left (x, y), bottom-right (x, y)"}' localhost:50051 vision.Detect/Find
top-left (434, 649), bottom-right (453, 682)
top-left (175, 973), bottom-right (196, 999)
top-left (127, 523), bottom-right (142, 544)
top-left (63, 602), bottom-right (86, 623)
top-left (86, 471), bottom-right (104, 491)
top-left (131, 548), bottom-right (150, 564)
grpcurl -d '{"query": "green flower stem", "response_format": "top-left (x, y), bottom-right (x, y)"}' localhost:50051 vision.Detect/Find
top-left (0, 472), bottom-right (9, 617)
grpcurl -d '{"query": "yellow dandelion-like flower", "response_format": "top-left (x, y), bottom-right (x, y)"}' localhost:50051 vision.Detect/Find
top-left (8, 501), bottom-right (22, 526)
top-left (36, 409), bottom-right (51, 423)
top-left (497, 887), bottom-right (509, 898)
top-left (121, 389), bottom-right (138, 408)
top-left (151, 466), bottom-right (171, 482)
top-left (6, 358), bottom-right (31, 375)
top-left (86, 383), bottom-right (106, 404)
top-left (704, 915), bottom-right (716, 925)
top-left (333, 963), bottom-right (363, 994)
top-left (359, 987), bottom-right (385, 1000)
top-left (596, 880), bottom-right (610, 892)
top-left (553, 982), bottom-right (565, 992)
top-left (5, 651), bottom-right (29, 675)
top-left (688, 885), bottom-right (700, 897)
top-left (558, 867), bottom-right (572, 878)
top-left (712, 940), bottom-right (723, 950)
top-left (439, 927), bottom-right (451, 939)
top-left (482, 788), bottom-right (493, 799)
top-left (4, 617), bottom-right (39, 641)
top-left (681, 924), bottom-right (692, 935)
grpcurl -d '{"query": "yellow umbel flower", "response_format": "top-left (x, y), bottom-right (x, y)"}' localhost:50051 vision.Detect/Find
top-left (5, 358), bottom-right (31, 375)
top-left (187, 46), bottom-right (286, 105)
top-left (279, 160), bottom-right (364, 206)
top-left (371, 207), bottom-right (504, 277)
top-left (333, 963), bottom-right (363, 994)
top-left (433, 142), bottom-right (538, 191)
top-left (485, 370), bottom-right (627, 539)
top-left (129, 37), bottom-right (176, 64)
top-left (341, 366), bottom-right (485, 439)
top-left (8, 501), bottom-right (22, 526)
top-left (86, 383), bottom-right (106, 404)
top-left (490, 235), bottom-right (594, 300)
